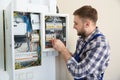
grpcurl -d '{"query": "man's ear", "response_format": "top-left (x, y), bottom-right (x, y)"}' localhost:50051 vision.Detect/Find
top-left (84, 19), bottom-right (90, 28)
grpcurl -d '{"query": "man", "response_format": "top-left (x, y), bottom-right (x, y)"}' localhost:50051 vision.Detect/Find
top-left (52, 5), bottom-right (110, 80)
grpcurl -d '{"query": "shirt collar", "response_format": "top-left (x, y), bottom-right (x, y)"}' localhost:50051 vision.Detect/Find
top-left (83, 27), bottom-right (101, 42)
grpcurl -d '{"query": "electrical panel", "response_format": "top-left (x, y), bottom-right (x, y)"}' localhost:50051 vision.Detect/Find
top-left (42, 14), bottom-right (69, 51)
top-left (13, 11), bottom-right (41, 69)
top-left (4, 1), bottom-right (68, 80)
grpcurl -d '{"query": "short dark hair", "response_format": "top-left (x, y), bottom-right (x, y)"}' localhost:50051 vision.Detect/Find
top-left (73, 5), bottom-right (98, 23)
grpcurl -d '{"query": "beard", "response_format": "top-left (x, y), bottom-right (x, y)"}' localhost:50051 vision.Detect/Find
top-left (77, 30), bottom-right (86, 38)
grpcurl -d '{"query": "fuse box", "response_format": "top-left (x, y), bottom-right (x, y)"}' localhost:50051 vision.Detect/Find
top-left (5, 8), bottom-right (42, 80)
top-left (41, 14), bottom-right (69, 51)
top-left (13, 11), bottom-right (41, 69)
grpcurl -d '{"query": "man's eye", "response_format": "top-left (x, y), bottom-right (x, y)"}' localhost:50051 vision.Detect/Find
top-left (74, 23), bottom-right (77, 25)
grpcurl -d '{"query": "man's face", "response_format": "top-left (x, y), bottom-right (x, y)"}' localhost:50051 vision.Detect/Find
top-left (73, 15), bottom-right (85, 36)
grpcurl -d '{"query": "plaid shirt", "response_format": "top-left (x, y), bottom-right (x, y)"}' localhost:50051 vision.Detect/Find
top-left (67, 28), bottom-right (110, 80)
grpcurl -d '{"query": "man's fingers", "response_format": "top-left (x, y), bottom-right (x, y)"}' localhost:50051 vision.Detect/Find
top-left (51, 39), bottom-right (57, 46)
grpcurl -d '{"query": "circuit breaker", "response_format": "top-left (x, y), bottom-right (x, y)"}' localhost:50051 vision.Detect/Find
top-left (41, 14), bottom-right (69, 51)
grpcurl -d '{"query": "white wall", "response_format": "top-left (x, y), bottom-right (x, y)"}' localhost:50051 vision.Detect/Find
top-left (57, 0), bottom-right (120, 80)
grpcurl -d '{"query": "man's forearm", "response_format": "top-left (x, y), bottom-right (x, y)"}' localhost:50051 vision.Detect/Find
top-left (60, 48), bottom-right (72, 62)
